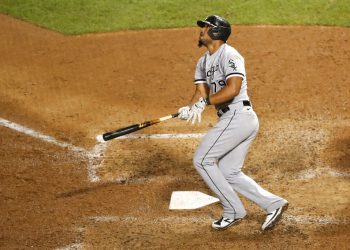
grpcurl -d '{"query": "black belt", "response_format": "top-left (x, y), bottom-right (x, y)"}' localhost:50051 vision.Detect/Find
top-left (217, 100), bottom-right (251, 117)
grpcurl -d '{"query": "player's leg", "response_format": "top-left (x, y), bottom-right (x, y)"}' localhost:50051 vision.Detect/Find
top-left (218, 133), bottom-right (287, 213)
top-left (193, 110), bottom-right (256, 221)
top-left (218, 110), bottom-right (288, 229)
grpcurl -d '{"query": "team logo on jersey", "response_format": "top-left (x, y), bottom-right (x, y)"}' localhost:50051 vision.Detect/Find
top-left (228, 59), bottom-right (237, 71)
top-left (207, 65), bottom-right (219, 77)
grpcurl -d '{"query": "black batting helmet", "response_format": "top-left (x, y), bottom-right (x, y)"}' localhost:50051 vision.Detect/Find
top-left (197, 15), bottom-right (231, 42)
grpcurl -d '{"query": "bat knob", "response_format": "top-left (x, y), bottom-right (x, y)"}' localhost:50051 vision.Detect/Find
top-left (96, 135), bottom-right (106, 143)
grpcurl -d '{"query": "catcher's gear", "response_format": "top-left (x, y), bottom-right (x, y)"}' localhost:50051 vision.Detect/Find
top-left (197, 15), bottom-right (231, 42)
top-left (178, 106), bottom-right (190, 120)
top-left (187, 97), bottom-right (207, 124)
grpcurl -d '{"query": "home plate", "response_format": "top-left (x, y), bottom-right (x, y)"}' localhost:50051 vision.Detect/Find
top-left (169, 191), bottom-right (219, 210)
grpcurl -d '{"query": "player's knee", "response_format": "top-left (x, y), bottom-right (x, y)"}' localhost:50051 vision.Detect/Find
top-left (193, 153), bottom-right (202, 169)
top-left (193, 152), bottom-right (215, 170)
top-left (193, 151), bottom-right (207, 170)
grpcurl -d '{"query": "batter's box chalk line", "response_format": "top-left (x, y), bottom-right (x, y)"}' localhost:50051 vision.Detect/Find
top-left (86, 214), bottom-right (348, 225)
top-left (0, 117), bottom-right (204, 182)
top-left (55, 213), bottom-right (348, 249)
top-left (55, 243), bottom-right (84, 250)
top-left (0, 117), bottom-right (105, 182)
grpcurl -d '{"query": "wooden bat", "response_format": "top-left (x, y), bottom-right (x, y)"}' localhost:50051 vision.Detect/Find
top-left (96, 113), bottom-right (179, 142)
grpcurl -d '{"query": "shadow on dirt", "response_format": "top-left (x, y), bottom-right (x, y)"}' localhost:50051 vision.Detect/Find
top-left (324, 127), bottom-right (350, 172)
top-left (55, 181), bottom-right (120, 198)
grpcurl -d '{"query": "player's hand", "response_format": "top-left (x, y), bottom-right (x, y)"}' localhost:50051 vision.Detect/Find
top-left (178, 106), bottom-right (190, 120)
top-left (187, 97), bottom-right (206, 124)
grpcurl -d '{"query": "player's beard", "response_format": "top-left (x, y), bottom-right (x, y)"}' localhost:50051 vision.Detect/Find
top-left (198, 34), bottom-right (206, 47)
top-left (198, 31), bottom-right (205, 47)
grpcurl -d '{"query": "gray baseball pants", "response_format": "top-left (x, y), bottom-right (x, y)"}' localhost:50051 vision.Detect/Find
top-left (193, 102), bottom-right (287, 219)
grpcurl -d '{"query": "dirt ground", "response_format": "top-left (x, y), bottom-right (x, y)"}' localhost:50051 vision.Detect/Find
top-left (0, 14), bottom-right (349, 249)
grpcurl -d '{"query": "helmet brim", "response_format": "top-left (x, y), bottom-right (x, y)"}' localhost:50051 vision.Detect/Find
top-left (197, 20), bottom-right (215, 28)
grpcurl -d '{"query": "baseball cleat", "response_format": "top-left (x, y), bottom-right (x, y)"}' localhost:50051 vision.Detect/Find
top-left (261, 202), bottom-right (289, 231)
top-left (212, 216), bottom-right (243, 230)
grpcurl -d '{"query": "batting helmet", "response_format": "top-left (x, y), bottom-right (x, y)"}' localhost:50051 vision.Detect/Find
top-left (197, 15), bottom-right (231, 42)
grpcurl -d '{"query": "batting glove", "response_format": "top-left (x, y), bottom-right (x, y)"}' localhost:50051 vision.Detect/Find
top-left (187, 97), bottom-right (207, 124)
top-left (178, 106), bottom-right (190, 120)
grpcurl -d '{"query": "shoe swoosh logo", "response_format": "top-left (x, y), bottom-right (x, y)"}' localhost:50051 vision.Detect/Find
top-left (267, 208), bottom-right (281, 224)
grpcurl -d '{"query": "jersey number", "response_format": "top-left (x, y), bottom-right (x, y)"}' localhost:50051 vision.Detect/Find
top-left (210, 80), bottom-right (226, 93)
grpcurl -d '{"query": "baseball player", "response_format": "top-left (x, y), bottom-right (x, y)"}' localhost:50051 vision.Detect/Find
top-left (178, 15), bottom-right (288, 231)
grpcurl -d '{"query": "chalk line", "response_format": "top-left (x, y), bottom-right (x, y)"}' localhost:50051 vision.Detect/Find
top-left (297, 167), bottom-right (350, 180)
top-left (61, 213), bottom-right (348, 248)
top-left (85, 143), bottom-right (108, 182)
top-left (85, 133), bottom-right (204, 181)
top-left (0, 117), bottom-right (204, 183)
top-left (284, 214), bottom-right (348, 225)
top-left (0, 117), bottom-right (104, 182)
top-left (3, 117), bottom-right (347, 184)
top-left (0, 118), bottom-right (86, 153)
top-left (87, 214), bottom-right (348, 225)
top-left (55, 243), bottom-right (84, 250)
top-left (87, 215), bottom-right (210, 224)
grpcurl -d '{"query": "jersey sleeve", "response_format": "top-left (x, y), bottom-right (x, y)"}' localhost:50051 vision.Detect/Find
top-left (194, 56), bottom-right (206, 84)
top-left (223, 53), bottom-right (246, 80)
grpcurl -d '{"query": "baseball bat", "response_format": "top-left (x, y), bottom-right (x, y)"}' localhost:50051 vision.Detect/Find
top-left (96, 113), bottom-right (179, 142)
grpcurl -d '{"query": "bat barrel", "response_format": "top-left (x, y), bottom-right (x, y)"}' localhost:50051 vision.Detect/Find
top-left (100, 112), bottom-right (179, 141)
top-left (103, 124), bottom-right (140, 141)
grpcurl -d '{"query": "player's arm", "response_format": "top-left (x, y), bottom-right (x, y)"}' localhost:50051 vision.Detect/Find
top-left (178, 83), bottom-right (209, 120)
top-left (206, 77), bottom-right (242, 105)
top-left (178, 56), bottom-right (208, 121)
top-left (188, 83), bottom-right (210, 106)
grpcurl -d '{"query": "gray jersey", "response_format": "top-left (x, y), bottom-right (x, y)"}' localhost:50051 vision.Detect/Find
top-left (194, 43), bottom-right (249, 110)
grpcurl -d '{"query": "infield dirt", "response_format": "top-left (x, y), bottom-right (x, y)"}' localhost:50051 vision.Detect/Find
top-left (0, 14), bottom-right (349, 249)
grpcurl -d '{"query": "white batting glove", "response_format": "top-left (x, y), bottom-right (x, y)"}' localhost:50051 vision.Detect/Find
top-left (178, 106), bottom-right (190, 120)
top-left (187, 97), bottom-right (207, 124)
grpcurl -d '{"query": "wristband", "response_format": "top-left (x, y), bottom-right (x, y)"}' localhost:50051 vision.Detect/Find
top-left (204, 97), bottom-right (211, 105)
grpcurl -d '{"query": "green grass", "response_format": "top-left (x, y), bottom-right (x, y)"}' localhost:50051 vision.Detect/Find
top-left (0, 0), bottom-right (349, 34)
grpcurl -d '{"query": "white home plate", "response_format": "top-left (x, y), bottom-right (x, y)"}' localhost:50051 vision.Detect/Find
top-left (169, 191), bottom-right (219, 210)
